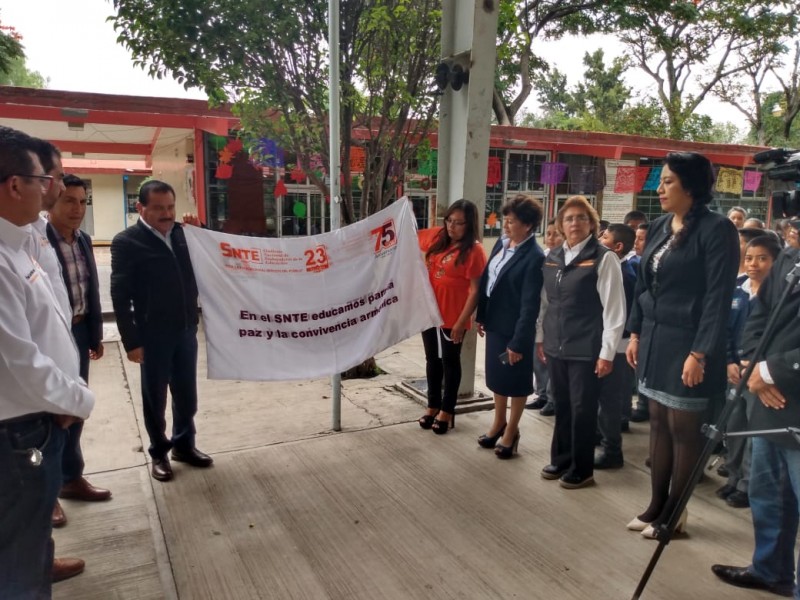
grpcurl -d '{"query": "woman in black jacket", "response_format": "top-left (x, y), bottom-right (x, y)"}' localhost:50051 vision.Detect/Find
top-left (476, 195), bottom-right (545, 458)
top-left (626, 152), bottom-right (739, 537)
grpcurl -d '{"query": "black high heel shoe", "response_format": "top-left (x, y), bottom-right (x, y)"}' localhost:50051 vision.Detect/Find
top-left (495, 431), bottom-right (520, 459)
top-left (432, 412), bottom-right (455, 435)
top-left (418, 414), bottom-right (435, 430)
top-left (477, 423), bottom-right (507, 448)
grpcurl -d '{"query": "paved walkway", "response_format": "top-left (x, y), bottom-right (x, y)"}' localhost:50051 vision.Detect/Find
top-left (50, 249), bottom-right (765, 599)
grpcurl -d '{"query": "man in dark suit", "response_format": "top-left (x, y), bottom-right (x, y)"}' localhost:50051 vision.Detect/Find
top-left (46, 174), bottom-right (111, 521)
top-left (711, 246), bottom-right (800, 597)
top-left (110, 180), bottom-right (212, 482)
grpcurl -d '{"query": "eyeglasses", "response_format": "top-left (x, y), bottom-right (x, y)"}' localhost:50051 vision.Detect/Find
top-left (444, 218), bottom-right (467, 226)
top-left (563, 215), bottom-right (590, 224)
top-left (2, 173), bottom-right (54, 191)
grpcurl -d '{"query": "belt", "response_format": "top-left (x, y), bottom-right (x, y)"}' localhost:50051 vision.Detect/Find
top-left (72, 314), bottom-right (86, 325)
top-left (0, 412), bottom-right (49, 427)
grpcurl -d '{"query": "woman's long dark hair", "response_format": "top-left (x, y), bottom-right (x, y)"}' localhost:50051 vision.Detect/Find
top-left (665, 152), bottom-right (715, 248)
top-left (426, 199), bottom-right (480, 266)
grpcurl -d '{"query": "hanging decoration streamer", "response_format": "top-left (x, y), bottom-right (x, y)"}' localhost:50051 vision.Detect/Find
top-left (716, 168), bottom-right (744, 195)
top-left (417, 149), bottom-right (438, 177)
top-left (539, 162), bottom-right (568, 185)
top-left (642, 166), bottom-right (663, 191)
top-left (309, 154), bottom-right (326, 177)
top-left (569, 165), bottom-right (606, 194)
top-left (253, 138), bottom-right (285, 168)
top-left (274, 180), bottom-right (288, 198)
top-left (742, 170), bottom-right (763, 192)
top-left (350, 147), bottom-right (366, 173)
top-left (214, 137), bottom-right (245, 180)
top-left (613, 166), bottom-right (650, 193)
top-left (290, 166), bottom-right (306, 183)
top-left (487, 156), bottom-right (502, 187)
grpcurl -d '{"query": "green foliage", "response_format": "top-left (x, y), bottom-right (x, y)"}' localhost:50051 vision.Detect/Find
top-left (619, 0), bottom-right (797, 139)
top-left (0, 56), bottom-right (47, 88)
top-left (493, 0), bottom-right (660, 125)
top-left (110, 0), bottom-right (441, 222)
top-left (0, 16), bottom-right (27, 80)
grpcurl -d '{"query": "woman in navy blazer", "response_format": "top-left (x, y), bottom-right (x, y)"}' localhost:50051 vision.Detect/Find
top-left (626, 152), bottom-right (739, 538)
top-left (476, 195), bottom-right (545, 458)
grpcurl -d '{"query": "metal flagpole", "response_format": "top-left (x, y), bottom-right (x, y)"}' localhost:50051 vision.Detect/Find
top-left (328, 0), bottom-right (342, 431)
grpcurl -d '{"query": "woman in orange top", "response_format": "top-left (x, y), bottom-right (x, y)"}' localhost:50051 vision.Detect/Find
top-left (418, 199), bottom-right (487, 434)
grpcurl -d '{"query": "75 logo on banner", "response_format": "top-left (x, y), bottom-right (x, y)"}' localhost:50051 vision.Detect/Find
top-left (370, 219), bottom-right (397, 254)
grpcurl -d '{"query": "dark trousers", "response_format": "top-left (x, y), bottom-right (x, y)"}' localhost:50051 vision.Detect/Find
top-left (62, 320), bottom-right (91, 483)
top-left (141, 326), bottom-right (199, 459)
top-left (724, 386), bottom-right (755, 492)
top-left (0, 415), bottom-right (66, 598)
top-left (421, 327), bottom-right (463, 415)
top-left (533, 350), bottom-right (550, 402)
top-left (547, 356), bottom-right (601, 480)
top-left (597, 353), bottom-right (631, 458)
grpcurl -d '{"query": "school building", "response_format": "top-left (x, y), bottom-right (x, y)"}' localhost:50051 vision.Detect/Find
top-left (0, 86), bottom-right (768, 242)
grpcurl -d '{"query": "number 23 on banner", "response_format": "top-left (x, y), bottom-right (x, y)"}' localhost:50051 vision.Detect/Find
top-left (305, 245), bottom-right (330, 272)
top-left (370, 219), bottom-right (397, 254)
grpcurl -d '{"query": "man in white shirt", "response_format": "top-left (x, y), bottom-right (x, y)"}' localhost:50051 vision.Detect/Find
top-left (0, 126), bottom-right (95, 598)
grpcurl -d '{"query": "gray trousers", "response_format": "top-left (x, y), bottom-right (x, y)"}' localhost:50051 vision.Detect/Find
top-left (533, 350), bottom-right (550, 401)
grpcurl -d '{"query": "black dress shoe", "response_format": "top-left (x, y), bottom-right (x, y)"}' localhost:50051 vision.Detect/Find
top-left (594, 452), bottom-right (624, 469)
top-left (541, 464), bottom-right (568, 480)
top-left (715, 483), bottom-right (736, 499)
top-left (151, 457), bottom-right (173, 481)
top-left (171, 447), bottom-right (214, 468)
top-left (711, 565), bottom-right (794, 596)
top-left (726, 490), bottom-right (750, 508)
top-left (526, 397), bottom-right (547, 410)
top-left (559, 473), bottom-right (595, 489)
top-left (539, 402), bottom-right (555, 416)
top-left (630, 408), bottom-right (649, 422)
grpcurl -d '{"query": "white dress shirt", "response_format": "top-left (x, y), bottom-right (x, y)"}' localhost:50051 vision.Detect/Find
top-left (0, 216), bottom-right (94, 421)
top-left (30, 214), bottom-right (71, 317)
top-left (536, 235), bottom-right (626, 361)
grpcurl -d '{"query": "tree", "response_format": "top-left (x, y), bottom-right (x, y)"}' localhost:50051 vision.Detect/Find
top-left (0, 56), bottom-right (47, 88)
top-left (771, 41), bottom-right (800, 141)
top-left (619, 0), bottom-right (796, 139)
top-left (711, 37), bottom-right (784, 145)
top-left (111, 0), bottom-right (441, 224)
top-left (492, 0), bottom-right (687, 127)
top-left (0, 18), bottom-right (24, 77)
top-left (572, 50), bottom-right (631, 124)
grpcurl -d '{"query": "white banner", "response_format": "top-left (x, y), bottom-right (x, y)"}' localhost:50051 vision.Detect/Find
top-left (184, 198), bottom-right (442, 381)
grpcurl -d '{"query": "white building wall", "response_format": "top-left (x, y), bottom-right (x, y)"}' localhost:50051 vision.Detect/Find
top-left (150, 133), bottom-right (197, 218)
top-left (73, 173), bottom-right (124, 242)
top-left (72, 132), bottom-right (196, 242)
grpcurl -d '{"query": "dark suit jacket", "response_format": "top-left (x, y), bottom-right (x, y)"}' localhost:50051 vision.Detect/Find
top-left (46, 224), bottom-right (103, 352)
top-left (110, 221), bottom-right (199, 352)
top-left (476, 236), bottom-right (544, 353)
top-left (628, 209), bottom-right (739, 398)
top-left (742, 247), bottom-right (800, 447)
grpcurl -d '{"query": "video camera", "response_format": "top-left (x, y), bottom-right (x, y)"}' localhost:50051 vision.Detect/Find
top-left (753, 148), bottom-right (800, 218)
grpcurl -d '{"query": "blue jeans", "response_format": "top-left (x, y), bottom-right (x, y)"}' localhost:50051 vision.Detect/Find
top-left (749, 436), bottom-right (800, 598)
top-left (0, 415), bottom-right (66, 599)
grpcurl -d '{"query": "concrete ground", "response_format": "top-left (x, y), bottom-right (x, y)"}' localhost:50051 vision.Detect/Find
top-left (50, 249), bottom-right (767, 600)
